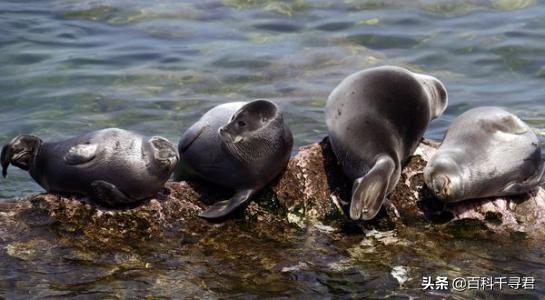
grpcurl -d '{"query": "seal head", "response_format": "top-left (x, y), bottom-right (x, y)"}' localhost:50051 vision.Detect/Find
top-left (1, 135), bottom-right (43, 178)
top-left (423, 152), bottom-right (466, 201)
top-left (424, 106), bottom-right (544, 203)
top-left (218, 99), bottom-right (281, 161)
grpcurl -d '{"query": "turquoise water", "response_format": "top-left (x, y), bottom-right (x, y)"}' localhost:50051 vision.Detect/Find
top-left (1, 0), bottom-right (545, 298)
top-left (2, 0), bottom-right (544, 199)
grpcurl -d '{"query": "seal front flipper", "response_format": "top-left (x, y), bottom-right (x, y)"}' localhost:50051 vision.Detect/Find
top-left (64, 144), bottom-right (98, 165)
top-left (90, 180), bottom-right (135, 206)
top-left (350, 155), bottom-right (395, 221)
top-left (500, 162), bottom-right (545, 195)
top-left (478, 113), bottom-right (529, 135)
top-left (199, 189), bottom-right (256, 220)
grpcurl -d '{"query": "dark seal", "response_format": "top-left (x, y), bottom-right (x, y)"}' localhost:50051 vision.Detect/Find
top-left (325, 66), bottom-right (448, 220)
top-left (1, 128), bottom-right (179, 206)
top-left (174, 99), bottom-right (293, 220)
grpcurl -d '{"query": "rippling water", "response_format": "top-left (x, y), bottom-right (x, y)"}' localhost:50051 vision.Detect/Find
top-left (1, 0), bottom-right (545, 298)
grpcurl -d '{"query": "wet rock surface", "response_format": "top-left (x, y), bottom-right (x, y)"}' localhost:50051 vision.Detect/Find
top-left (2, 138), bottom-right (544, 241)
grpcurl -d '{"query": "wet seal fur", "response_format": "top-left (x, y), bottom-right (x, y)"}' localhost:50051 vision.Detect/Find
top-left (424, 106), bottom-right (544, 203)
top-left (325, 66), bottom-right (448, 220)
top-left (174, 99), bottom-right (293, 220)
top-left (1, 128), bottom-right (179, 206)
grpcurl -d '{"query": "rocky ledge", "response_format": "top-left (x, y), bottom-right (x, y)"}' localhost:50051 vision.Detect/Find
top-left (2, 138), bottom-right (544, 241)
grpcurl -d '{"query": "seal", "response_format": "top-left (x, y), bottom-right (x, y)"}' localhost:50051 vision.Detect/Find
top-left (174, 99), bottom-right (293, 220)
top-left (1, 128), bottom-right (179, 206)
top-left (325, 65), bottom-right (448, 220)
top-left (424, 106), bottom-right (544, 203)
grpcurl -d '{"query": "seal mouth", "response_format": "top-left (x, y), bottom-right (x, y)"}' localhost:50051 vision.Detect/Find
top-left (162, 155), bottom-right (179, 169)
top-left (155, 153), bottom-right (178, 171)
top-left (149, 137), bottom-right (179, 169)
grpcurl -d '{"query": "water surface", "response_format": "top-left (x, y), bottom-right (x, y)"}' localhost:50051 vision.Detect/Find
top-left (1, 0), bottom-right (545, 298)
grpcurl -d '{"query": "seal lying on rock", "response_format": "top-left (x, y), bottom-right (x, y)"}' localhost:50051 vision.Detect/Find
top-left (1, 128), bottom-right (179, 206)
top-left (174, 99), bottom-right (293, 220)
top-left (325, 66), bottom-right (448, 220)
top-left (424, 106), bottom-right (544, 203)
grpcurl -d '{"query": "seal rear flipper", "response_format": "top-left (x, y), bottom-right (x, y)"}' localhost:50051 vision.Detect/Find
top-left (199, 189), bottom-right (255, 220)
top-left (90, 180), bottom-right (135, 207)
top-left (500, 162), bottom-right (545, 195)
top-left (1, 144), bottom-right (12, 177)
top-left (350, 156), bottom-right (395, 221)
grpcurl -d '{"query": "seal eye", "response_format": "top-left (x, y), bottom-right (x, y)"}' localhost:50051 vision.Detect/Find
top-left (237, 120), bottom-right (246, 127)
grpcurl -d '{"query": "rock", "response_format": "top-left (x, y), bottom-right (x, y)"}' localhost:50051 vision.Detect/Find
top-left (2, 138), bottom-right (544, 240)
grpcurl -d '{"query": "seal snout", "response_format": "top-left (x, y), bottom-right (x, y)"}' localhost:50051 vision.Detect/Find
top-left (218, 126), bottom-right (244, 144)
top-left (431, 175), bottom-right (451, 199)
top-left (424, 155), bottom-right (461, 201)
top-left (218, 126), bottom-right (231, 142)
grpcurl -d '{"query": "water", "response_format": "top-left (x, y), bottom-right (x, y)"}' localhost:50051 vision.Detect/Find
top-left (1, 0), bottom-right (545, 298)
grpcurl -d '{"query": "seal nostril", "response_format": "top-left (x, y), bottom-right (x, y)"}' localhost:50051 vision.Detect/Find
top-left (163, 149), bottom-right (177, 159)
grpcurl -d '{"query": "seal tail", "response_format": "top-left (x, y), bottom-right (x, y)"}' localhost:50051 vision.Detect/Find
top-left (350, 155), bottom-right (396, 221)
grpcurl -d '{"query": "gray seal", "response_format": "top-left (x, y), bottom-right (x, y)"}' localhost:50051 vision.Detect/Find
top-left (325, 66), bottom-right (448, 220)
top-left (1, 128), bottom-right (179, 206)
top-left (424, 106), bottom-right (544, 203)
top-left (174, 99), bottom-right (293, 220)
